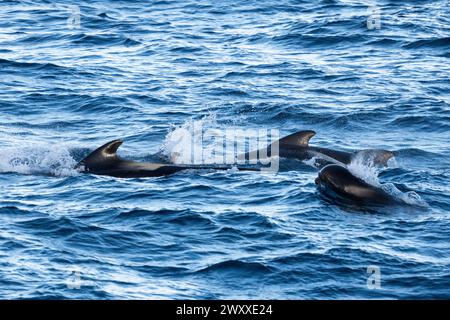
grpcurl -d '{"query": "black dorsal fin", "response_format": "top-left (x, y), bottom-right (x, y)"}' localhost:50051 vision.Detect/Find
top-left (98, 139), bottom-right (123, 156)
top-left (77, 139), bottom-right (123, 170)
top-left (278, 130), bottom-right (316, 146)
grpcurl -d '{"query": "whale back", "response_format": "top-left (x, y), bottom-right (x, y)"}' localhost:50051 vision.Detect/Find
top-left (352, 149), bottom-right (395, 167)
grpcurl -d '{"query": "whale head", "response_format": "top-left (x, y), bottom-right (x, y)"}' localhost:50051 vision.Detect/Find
top-left (315, 164), bottom-right (396, 205)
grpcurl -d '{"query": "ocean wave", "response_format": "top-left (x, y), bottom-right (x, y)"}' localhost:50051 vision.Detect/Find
top-left (195, 260), bottom-right (274, 275)
top-left (0, 58), bottom-right (75, 75)
top-left (403, 37), bottom-right (450, 49)
top-left (70, 33), bottom-right (141, 47)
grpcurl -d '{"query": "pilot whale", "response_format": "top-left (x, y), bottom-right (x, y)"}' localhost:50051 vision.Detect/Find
top-left (243, 130), bottom-right (394, 167)
top-left (315, 164), bottom-right (400, 205)
top-left (77, 139), bottom-right (258, 178)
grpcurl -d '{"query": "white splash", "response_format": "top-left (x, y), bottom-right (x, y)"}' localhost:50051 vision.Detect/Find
top-left (303, 156), bottom-right (320, 168)
top-left (347, 152), bottom-right (381, 186)
top-left (227, 166), bottom-right (240, 173)
top-left (160, 114), bottom-right (219, 165)
top-left (161, 115), bottom-right (280, 171)
top-left (387, 156), bottom-right (398, 168)
top-left (0, 143), bottom-right (78, 177)
top-left (382, 183), bottom-right (429, 207)
top-left (348, 152), bottom-right (427, 207)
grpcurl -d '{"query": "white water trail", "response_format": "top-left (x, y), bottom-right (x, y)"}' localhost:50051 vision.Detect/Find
top-left (0, 142), bottom-right (78, 176)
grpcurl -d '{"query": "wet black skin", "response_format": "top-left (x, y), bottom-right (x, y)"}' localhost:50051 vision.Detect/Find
top-left (77, 139), bottom-right (258, 178)
top-left (315, 164), bottom-right (398, 205)
top-left (278, 145), bottom-right (352, 165)
top-left (243, 130), bottom-right (394, 167)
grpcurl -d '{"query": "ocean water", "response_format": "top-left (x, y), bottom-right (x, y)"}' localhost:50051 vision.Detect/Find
top-left (0, 0), bottom-right (449, 299)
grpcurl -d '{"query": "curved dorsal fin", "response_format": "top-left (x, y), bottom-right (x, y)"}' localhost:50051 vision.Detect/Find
top-left (279, 130), bottom-right (316, 146)
top-left (98, 139), bottom-right (123, 156)
top-left (77, 139), bottom-right (123, 169)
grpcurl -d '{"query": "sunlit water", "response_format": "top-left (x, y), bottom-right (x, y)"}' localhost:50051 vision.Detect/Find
top-left (0, 0), bottom-right (449, 299)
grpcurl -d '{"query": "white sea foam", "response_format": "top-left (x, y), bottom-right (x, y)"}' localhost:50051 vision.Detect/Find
top-left (347, 153), bottom-right (427, 207)
top-left (347, 152), bottom-right (382, 186)
top-left (303, 156), bottom-right (321, 168)
top-left (160, 114), bottom-right (278, 169)
top-left (0, 143), bottom-right (78, 177)
top-left (381, 183), bottom-right (429, 207)
top-left (160, 114), bottom-right (220, 165)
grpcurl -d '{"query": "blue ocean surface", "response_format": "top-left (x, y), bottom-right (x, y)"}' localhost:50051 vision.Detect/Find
top-left (0, 0), bottom-right (449, 299)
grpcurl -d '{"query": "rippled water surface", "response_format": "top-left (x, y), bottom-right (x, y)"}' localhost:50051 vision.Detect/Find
top-left (0, 0), bottom-right (449, 299)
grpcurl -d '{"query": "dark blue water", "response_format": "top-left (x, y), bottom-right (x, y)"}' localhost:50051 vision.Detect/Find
top-left (1, 0), bottom-right (449, 299)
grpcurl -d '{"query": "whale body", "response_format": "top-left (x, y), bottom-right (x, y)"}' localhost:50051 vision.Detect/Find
top-left (243, 130), bottom-right (394, 167)
top-left (315, 164), bottom-right (399, 205)
top-left (77, 139), bottom-right (257, 178)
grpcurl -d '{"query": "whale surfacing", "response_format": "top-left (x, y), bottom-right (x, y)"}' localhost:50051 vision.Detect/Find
top-left (77, 139), bottom-right (257, 178)
top-left (243, 130), bottom-right (394, 167)
top-left (315, 164), bottom-right (399, 205)
top-left (77, 140), bottom-right (185, 177)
